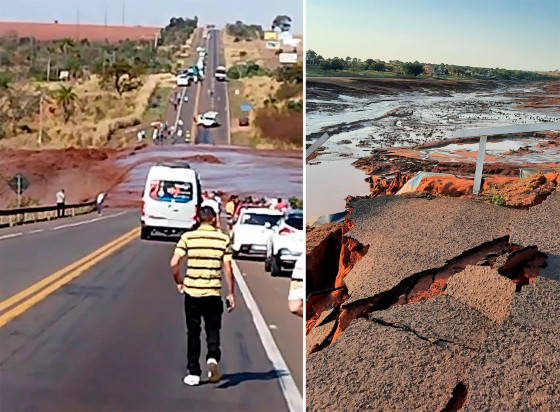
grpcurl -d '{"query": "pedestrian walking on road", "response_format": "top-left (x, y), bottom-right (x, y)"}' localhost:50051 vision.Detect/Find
top-left (170, 206), bottom-right (236, 387)
top-left (96, 192), bottom-right (105, 215)
top-left (55, 189), bottom-right (66, 218)
top-left (288, 254), bottom-right (304, 317)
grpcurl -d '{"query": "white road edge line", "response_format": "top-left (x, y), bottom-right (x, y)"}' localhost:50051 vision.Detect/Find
top-left (232, 261), bottom-right (303, 412)
top-left (50, 211), bottom-right (127, 231)
top-left (29, 229), bottom-right (44, 234)
top-left (0, 232), bottom-right (22, 241)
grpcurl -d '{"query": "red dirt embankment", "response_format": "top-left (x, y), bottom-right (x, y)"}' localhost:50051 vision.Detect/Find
top-left (0, 21), bottom-right (160, 43)
top-left (0, 147), bottom-right (125, 208)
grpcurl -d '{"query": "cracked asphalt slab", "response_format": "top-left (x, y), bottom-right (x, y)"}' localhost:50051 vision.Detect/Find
top-left (344, 195), bottom-right (524, 305)
top-left (307, 191), bottom-right (560, 410)
top-left (463, 191), bottom-right (560, 410)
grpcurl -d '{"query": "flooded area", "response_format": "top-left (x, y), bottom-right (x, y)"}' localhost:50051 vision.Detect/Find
top-left (307, 159), bottom-right (370, 218)
top-left (307, 82), bottom-right (560, 215)
top-left (107, 144), bottom-right (302, 208)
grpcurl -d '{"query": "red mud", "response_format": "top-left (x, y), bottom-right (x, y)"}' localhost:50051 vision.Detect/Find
top-left (513, 82), bottom-right (560, 112)
top-left (0, 147), bottom-right (223, 209)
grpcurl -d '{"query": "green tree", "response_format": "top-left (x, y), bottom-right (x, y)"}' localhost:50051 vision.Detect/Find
top-left (319, 60), bottom-right (331, 72)
top-left (307, 49), bottom-right (318, 65)
top-left (331, 58), bottom-right (345, 71)
top-left (401, 61), bottom-right (424, 76)
top-left (54, 85), bottom-right (78, 122)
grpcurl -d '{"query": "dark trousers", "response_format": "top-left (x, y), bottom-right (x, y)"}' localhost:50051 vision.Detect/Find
top-left (56, 202), bottom-right (65, 218)
top-left (184, 294), bottom-right (223, 376)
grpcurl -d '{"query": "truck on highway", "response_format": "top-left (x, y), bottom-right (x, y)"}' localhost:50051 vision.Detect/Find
top-left (215, 66), bottom-right (227, 81)
top-left (140, 162), bottom-right (202, 239)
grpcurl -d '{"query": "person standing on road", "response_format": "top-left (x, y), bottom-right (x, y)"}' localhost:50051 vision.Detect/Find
top-left (55, 189), bottom-right (66, 218)
top-left (170, 206), bottom-right (236, 387)
top-left (288, 253), bottom-right (304, 317)
top-left (96, 192), bottom-right (105, 215)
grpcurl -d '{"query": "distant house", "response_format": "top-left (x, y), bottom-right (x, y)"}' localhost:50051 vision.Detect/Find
top-left (423, 65), bottom-right (434, 76)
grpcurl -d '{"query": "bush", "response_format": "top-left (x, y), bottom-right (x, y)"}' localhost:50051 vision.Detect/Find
top-left (287, 99), bottom-right (303, 111)
top-left (274, 64), bottom-right (303, 83)
top-left (491, 193), bottom-right (507, 206)
top-left (254, 107), bottom-right (302, 145)
top-left (275, 82), bottom-right (302, 100)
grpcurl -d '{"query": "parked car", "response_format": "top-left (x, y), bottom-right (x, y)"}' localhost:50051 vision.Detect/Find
top-left (239, 117), bottom-right (249, 127)
top-left (140, 162), bottom-right (202, 239)
top-left (265, 211), bottom-right (304, 275)
top-left (195, 111), bottom-right (219, 127)
top-left (231, 208), bottom-right (283, 257)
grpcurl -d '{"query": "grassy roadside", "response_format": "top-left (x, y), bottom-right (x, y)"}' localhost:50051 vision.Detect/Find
top-left (306, 65), bottom-right (467, 80)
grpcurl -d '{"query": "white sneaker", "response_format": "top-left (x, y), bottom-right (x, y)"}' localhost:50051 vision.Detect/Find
top-left (183, 374), bottom-right (200, 386)
top-left (207, 358), bottom-right (221, 383)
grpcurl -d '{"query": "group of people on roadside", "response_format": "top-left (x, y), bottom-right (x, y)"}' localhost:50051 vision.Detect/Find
top-left (136, 119), bottom-right (190, 145)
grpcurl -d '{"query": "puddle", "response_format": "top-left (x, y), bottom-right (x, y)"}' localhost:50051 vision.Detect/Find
top-left (108, 144), bottom-right (302, 207)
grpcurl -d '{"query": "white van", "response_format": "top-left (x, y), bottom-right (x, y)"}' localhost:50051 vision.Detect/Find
top-left (140, 162), bottom-right (202, 239)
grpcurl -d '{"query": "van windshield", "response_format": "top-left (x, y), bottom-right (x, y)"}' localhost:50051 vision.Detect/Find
top-left (241, 213), bottom-right (281, 226)
top-left (149, 180), bottom-right (193, 203)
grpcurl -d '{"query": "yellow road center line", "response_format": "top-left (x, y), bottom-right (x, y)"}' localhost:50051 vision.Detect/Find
top-left (0, 227), bottom-right (139, 328)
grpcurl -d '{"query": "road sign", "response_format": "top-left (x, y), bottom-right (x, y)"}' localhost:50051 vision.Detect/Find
top-left (8, 173), bottom-right (30, 195)
top-left (240, 103), bottom-right (252, 112)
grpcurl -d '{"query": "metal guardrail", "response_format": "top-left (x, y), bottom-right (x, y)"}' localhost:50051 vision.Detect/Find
top-left (0, 201), bottom-right (97, 227)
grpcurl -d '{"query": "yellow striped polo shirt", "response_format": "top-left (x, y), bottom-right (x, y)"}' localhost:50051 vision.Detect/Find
top-left (174, 224), bottom-right (232, 297)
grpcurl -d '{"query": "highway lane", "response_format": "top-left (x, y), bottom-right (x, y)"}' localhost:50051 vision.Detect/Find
top-left (194, 29), bottom-right (230, 145)
top-left (235, 259), bottom-right (304, 391)
top-left (0, 211), bottom-right (302, 411)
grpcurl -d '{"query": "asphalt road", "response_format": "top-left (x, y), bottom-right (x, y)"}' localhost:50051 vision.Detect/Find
top-left (195, 29), bottom-right (230, 145)
top-left (0, 211), bottom-right (303, 411)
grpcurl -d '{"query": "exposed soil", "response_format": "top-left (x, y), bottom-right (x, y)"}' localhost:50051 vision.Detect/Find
top-left (307, 77), bottom-right (497, 101)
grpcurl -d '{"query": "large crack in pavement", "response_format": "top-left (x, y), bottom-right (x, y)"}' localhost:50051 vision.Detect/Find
top-left (306, 193), bottom-right (559, 411)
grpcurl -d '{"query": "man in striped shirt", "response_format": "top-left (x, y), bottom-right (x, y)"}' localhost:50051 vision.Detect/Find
top-left (170, 206), bottom-right (236, 386)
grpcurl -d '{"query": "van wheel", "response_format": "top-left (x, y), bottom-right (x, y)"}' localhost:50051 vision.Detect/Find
top-left (270, 257), bottom-right (281, 277)
top-left (264, 257), bottom-right (272, 272)
top-left (232, 250), bottom-right (239, 259)
top-left (140, 226), bottom-right (151, 240)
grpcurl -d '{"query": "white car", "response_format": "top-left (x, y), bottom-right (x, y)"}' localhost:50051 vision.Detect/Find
top-left (195, 111), bottom-right (219, 127)
top-left (140, 162), bottom-right (202, 239)
top-left (231, 208), bottom-right (283, 257)
top-left (215, 65), bottom-right (227, 81)
top-left (176, 74), bottom-right (190, 87)
top-left (265, 211), bottom-right (304, 275)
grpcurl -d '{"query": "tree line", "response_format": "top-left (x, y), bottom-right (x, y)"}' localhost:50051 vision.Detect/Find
top-left (306, 49), bottom-right (557, 81)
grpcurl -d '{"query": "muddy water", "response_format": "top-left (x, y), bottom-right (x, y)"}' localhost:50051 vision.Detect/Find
top-left (307, 159), bottom-right (370, 218)
top-left (107, 144), bottom-right (302, 207)
top-left (307, 84), bottom-right (560, 215)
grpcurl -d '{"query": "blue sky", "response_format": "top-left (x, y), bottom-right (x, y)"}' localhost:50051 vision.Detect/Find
top-left (307, 0), bottom-right (560, 71)
top-left (0, 0), bottom-right (303, 32)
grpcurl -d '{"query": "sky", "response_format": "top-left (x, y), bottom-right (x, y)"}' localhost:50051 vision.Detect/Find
top-left (307, 0), bottom-right (560, 71)
top-left (0, 0), bottom-right (303, 32)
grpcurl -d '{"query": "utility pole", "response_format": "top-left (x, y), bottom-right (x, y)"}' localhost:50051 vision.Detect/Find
top-left (122, 1), bottom-right (125, 25)
top-left (46, 57), bottom-right (51, 81)
top-left (38, 92), bottom-right (44, 146)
